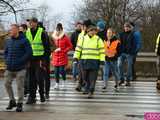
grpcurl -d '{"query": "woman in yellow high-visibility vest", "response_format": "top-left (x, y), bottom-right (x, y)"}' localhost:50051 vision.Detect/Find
top-left (73, 24), bottom-right (105, 98)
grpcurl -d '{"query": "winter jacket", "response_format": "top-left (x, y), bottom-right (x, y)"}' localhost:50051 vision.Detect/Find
top-left (70, 30), bottom-right (81, 50)
top-left (97, 30), bottom-right (106, 41)
top-left (134, 31), bottom-right (142, 53)
top-left (4, 33), bottom-right (32, 71)
top-left (119, 31), bottom-right (136, 55)
top-left (51, 31), bottom-right (72, 66)
top-left (74, 33), bottom-right (105, 70)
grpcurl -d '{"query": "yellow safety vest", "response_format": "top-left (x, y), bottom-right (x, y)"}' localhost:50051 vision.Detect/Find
top-left (155, 33), bottom-right (160, 53)
top-left (74, 33), bottom-right (105, 61)
top-left (26, 27), bottom-right (44, 56)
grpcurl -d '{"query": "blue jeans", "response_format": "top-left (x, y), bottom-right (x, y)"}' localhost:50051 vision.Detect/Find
top-left (103, 61), bottom-right (119, 84)
top-left (72, 61), bottom-right (79, 78)
top-left (118, 53), bottom-right (134, 81)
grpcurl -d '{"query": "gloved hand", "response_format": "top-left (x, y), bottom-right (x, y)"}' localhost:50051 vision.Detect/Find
top-left (73, 58), bottom-right (78, 63)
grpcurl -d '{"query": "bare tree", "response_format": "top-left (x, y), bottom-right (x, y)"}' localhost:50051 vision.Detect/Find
top-left (0, 0), bottom-right (31, 23)
top-left (18, 3), bottom-right (63, 32)
top-left (74, 0), bottom-right (145, 30)
top-left (74, 0), bottom-right (160, 51)
top-left (35, 4), bottom-right (63, 31)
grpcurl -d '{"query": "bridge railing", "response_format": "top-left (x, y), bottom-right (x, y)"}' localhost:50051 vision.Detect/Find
top-left (0, 50), bottom-right (158, 81)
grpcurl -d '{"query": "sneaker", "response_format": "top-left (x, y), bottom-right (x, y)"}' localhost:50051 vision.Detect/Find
top-left (62, 80), bottom-right (66, 87)
top-left (16, 103), bottom-right (23, 112)
top-left (75, 87), bottom-right (81, 92)
top-left (125, 81), bottom-right (131, 86)
top-left (73, 77), bottom-right (77, 82)
top-left (102, 86), bottom-right (107, 90)
top-left (54, 83), bottom-right (59, 90)
top-left (24, 94), bottom-right (27, 98)
top-left (26, 97), bottom-right (36, 104)
top-left (88, 92), bottom-right (93, 99)
top-left (119, 80), bottom-right (124, 86)
top-left (6, 100), bottom-right (17, 110)
top-left (83, 91), bottom-right (88, 94)
top-left (114, 85), bottom-right (118, 89)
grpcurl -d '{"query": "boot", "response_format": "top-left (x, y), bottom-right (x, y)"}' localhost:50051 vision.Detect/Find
top-left (40, 95), bottom-right (46, 102)
top-left (102, 81), bottom-right (108, 90)
top-left (88, 92), bottom-right (93, 99)
top-left (45, 94), bottom-right (50, 100)
top-left (16, 103), bottom-right (23, 112)
top-left (6, 100), bottom-right (17, 110)
top-left (26, 97), bottom-right (36, 104)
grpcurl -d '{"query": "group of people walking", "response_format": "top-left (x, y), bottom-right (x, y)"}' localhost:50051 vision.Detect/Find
top-left (72, 19), bottom-right (142, 98)
top-left (3, 17), bottom-right (144, 112)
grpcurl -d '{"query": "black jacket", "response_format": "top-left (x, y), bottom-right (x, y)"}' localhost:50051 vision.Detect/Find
top-left (97, 30), bottom-right (106, 41)
top-left (119, 31), bottom-right (136, 55)
top-left (70, 30), bottom-right (81, 50)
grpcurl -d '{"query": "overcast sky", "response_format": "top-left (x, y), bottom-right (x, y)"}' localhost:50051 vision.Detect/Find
top-left (32, 0), bottom-right (76, 14)
top-left (31, 0), bottom-right (80, 30)
top-left (1, 0), bottom-right (81, 30)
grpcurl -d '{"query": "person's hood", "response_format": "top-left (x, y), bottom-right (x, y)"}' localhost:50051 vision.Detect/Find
top-left (52, 30), bottom-right (65, 40)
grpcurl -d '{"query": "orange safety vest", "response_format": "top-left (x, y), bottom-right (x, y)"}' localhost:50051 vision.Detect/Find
top-left (104, 40), bottom-right (120, 57)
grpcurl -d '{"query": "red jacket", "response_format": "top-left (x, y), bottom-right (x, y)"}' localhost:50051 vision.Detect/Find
top-left (51, 31), bottom-right (72, 66)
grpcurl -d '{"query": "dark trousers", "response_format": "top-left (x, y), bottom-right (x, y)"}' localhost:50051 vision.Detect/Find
top-left (54, 66), bottom-right (66, 83)
top-left (44, 59), bottom-right (50, 95)
top-left (28, 60), bottom-right (45, 99)
top-left (83, 69), bottom-right (98, 93)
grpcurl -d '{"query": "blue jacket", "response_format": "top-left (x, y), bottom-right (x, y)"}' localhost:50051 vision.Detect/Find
top-left (4, 33), bottom-right (32, 71)
top-left (134, 31), bottom-right (142, 53)
top-left (119, 31), bottom-right (137, 55)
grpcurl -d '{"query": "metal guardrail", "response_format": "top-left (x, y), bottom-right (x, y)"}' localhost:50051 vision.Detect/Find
top-left (68, 51), bottom-right (158, 62)
top-left (0, 50), bottom-right (158, 62)
top-left (0, 50), bottom-right (158, 80)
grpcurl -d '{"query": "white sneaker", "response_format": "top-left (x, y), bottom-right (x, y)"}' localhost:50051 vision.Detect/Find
top-left (54, 83), bottom-right (59, 90)
top-left (62, 80), bottom-right (66, 87)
